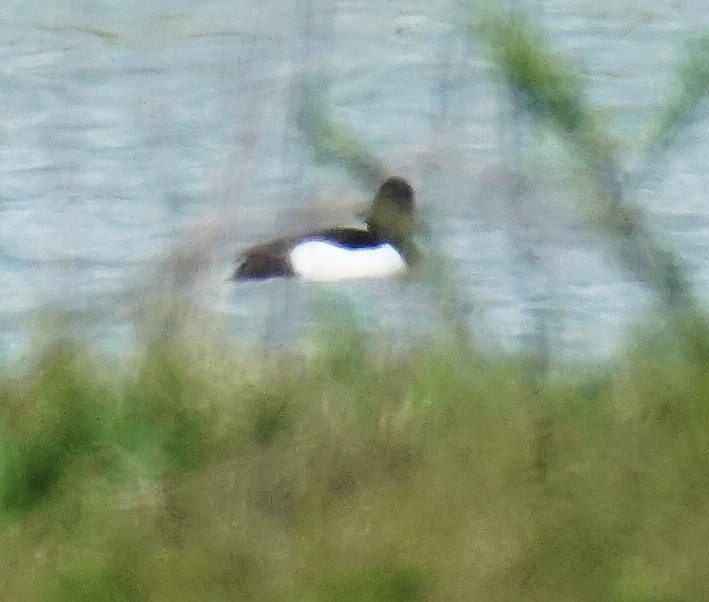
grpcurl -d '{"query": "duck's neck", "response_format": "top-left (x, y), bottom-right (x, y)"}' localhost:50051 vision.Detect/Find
top-left (369, 225), bottom-right (419, 266)
top-left (397, 238), bottom-right (421, 266)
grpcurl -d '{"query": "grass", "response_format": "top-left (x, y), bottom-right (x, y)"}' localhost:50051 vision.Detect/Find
top-left (475, 7), bottom-right (709, 358)
top-left (0, 314), bottom-right (708, 601)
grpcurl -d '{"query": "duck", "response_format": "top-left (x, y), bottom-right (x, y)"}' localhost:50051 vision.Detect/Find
top-left (232, 176), bottom-right (419, 282)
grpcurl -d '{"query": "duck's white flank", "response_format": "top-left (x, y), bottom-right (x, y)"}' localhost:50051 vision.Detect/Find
top-left (289, 240), bottom-right (406, 282)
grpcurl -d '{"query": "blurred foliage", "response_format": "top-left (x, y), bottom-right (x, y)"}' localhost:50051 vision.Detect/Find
top-left (648, 33), bottom-right (709, 160)
top-left (296, 82), bottom-right (388, 190)
top-left (0, 319), bottom-right (708, 600)
top-left (475, 8), bottom-right (709, 357)
top-left (476, 10), bottom-right (612, 168)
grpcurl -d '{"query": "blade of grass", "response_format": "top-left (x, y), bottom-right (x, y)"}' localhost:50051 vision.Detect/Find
top-left (296, 83), bottom-right (388, 190)
top-left (475, 8), bottom-right (707, 355)
top-left (643, 33), bottom-right (709, 170)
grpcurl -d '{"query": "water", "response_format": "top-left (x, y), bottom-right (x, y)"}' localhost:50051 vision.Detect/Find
top-left (1, 0), bottom-right (707, 361)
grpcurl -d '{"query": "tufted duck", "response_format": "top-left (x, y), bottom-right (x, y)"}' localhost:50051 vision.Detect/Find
top-left (232, 177), bottom-right (419, 282)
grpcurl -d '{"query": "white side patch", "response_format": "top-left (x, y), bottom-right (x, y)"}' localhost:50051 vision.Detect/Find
top-left (289, 240), bottom-right (406, 282)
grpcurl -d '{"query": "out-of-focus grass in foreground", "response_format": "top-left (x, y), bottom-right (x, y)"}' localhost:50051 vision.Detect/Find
top-left (0, 315), bottom-right (708, 601)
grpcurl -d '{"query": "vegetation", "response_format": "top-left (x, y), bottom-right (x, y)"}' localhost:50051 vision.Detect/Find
top-left (0, 314), bottom-right (707, 601)
top-left (476, 9), bottom-right (709, 349)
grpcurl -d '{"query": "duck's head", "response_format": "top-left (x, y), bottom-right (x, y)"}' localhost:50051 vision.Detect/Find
top-left (365, 177), bottom-right (417, 243)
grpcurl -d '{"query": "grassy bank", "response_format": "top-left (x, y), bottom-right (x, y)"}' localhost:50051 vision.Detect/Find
top-left (0, 315), bottom-right (707, 601)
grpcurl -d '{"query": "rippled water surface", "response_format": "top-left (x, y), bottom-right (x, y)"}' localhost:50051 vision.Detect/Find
top-left (1, 0), bottom-right (708, 360)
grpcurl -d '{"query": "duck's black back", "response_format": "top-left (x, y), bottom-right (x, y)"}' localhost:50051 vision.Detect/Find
top-left (232, 227), bottom-right (380, 281)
